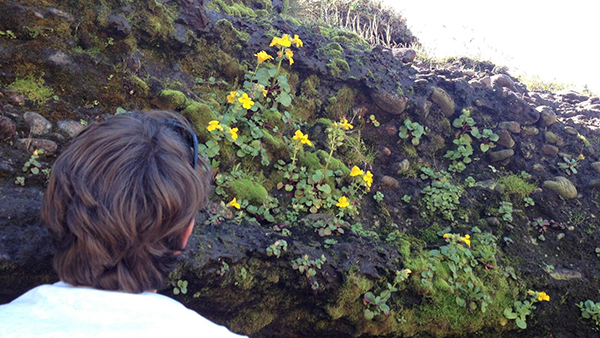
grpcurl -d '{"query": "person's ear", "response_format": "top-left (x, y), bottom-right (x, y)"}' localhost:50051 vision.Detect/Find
top-left (174, 219), bottom-right (195, 256)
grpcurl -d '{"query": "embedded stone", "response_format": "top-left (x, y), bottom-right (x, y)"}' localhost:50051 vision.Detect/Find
top-left (491, 74), bottom-right (517, 91)
top-left (17, 138), bottom-right (58, 154)
top-left (541, 145), bottom-right (559, 156)
top-left (496, 130), bottom-right (515, 148)
top-left (564, 126), bottom-right (578, 135)
top-left (381, 176), bottom-right (400, 189)
top-left (543, 176), bottom-right (577, 199)
top-left (107, 14), bottom-right (131, 37)
top-left (536, 106), bottom-right (557, 127)
top-left (431, 87), bottom-right (455, 117)
top-left (589, 179), bottom-right (600, 189)
top-left (550, 269), bottom-right (583, 281)
top-left (498, 121), bottom-right (521, 134)
top-left (489, 149), bottom-right (514, 162)
top-left (395, 159), bottom-right (410, 175)
top-left (391, 48), bottom-right (416, 63)
top-left (23, 111), bottom-right (52, 136)
top-left (370, 89), bottom-right (407, 115)
top-left (521, 126), bottom-right (539, 136)
top-left (0, 116), bottom-right (16, 140)
top-left (57, 120), bottom-right (85, 138)
top-left (592, 162), bottom-right (600, 174)
top-left (544, 132), bottom-right (564, 146)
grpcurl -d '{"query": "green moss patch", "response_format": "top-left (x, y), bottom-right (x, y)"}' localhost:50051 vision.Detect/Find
top-left (229, 178), bottom-right (269, 204)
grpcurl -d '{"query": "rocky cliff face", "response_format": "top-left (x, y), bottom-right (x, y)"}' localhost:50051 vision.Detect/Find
top-left (1, 1), bottom-right (600, 337)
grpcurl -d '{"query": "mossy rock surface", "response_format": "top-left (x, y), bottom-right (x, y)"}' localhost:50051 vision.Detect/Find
top-left (229, 178), bottom-right (269, 204)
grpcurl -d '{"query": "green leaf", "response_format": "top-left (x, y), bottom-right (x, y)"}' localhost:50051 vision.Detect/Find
top-left (277, 91), bottom-right (292, 107)
top-left (504, 308), bottom-right (517, 319)
top-left (364, 309), bottom-right (374, 320)
top-left (256, 68), bottom-right (271, 86)
top-left (31, 167), bottom-right (39, 174)
top-left (515, 317), bottom-right (527, 329)
top-left (173, 288), bottom-right (180, 295)
top-left (455, 296), bottom-right (466, 307)
top-left (285, 184), bottom-right (294, 192)
top-left (317, 184), bottom-right (331, 194)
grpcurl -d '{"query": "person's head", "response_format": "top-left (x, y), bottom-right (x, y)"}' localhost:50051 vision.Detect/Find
top-left (42, 110), bottom-right (210, 293)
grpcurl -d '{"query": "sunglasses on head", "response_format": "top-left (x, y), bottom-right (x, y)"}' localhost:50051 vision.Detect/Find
top-left (163, 118), bottom-right (199, 170)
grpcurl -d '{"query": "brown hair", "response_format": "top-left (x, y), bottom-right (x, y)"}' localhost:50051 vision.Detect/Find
top-left (42, 110), bottom-right (210, 293)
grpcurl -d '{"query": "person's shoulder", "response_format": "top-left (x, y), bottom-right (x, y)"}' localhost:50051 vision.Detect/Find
top-left (147, 294), bottom-right (246, 337)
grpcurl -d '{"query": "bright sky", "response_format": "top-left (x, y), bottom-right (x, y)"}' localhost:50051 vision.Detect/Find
top-left (381, 0), bottom-right (599, 95)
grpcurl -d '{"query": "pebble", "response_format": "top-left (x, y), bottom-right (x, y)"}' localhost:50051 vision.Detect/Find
top-left (380, 176), bottom-right (400, 189)
top-left (592, 162), bottom-right (600, 174)
top-left (489, 149), bottom-right (514, 162)
top-left (498, 121), bottom-right (521, 134)
top-left (0, 116), bottom-right (16, 140)
top-left (544, 132), bottom-right (564, 146)
top-left (24, 111), bottom-right (52, 136)
top-left (496, 130), bottom-right (515, 148)
top-left (541, 145), bottom-right (559, 157)
top-left (536, 106), bottom-right (557, 127)
top-left (57, 120), bottom-right (85, 138)
top-left (17, 138), bottom-right (58, 154)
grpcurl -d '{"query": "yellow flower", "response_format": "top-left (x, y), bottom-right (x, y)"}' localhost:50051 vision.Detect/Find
top-left (207, 120), bottom-right (223, 132)
top-left (459, 234), bottom-right (471, 247)
top-left (285, 49), bottom-right (294, 65)
top-left (293, 130), bottom-right (313, 147)
top-left (578, 154), bottom-right (585, 160)
top-left (339, 118), bottom-right (353, 130)
top-left (228, 198), bottom-right (241, 209)
top-left (443, 233), bottom-right (450, 239)
top-left (291, 34), bottom-right (303, 47)
top-left (279, 34), bottom-right (292, 47)
top-left (336, 196), bottom-right (349, 208)
top-left (33, 150), bottom-right (39, 156)
top-left (270, 34), bottom-right (292, 48)
top-left (363, 171), bottom-right (373, 187)
top-left (538, 291), bottom-right (550, 302)
top-left (350, 166), bottom-right (364, 177)
top-left (405, 269), bottom-right (412, 274)
top-left (228, 127), bottom-right (239, 141)
top-left (238, 93), bottom-right (255, 109)
top-left (262, 89), bottom-right (268, 97)
top-left (227, 91), bottom-right (238, 104)
top-left (255, 50), bottom-right (273, 63)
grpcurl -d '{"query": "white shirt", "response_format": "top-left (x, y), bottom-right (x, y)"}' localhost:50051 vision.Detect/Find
top-left (0, 281), bottom-right (246, 338)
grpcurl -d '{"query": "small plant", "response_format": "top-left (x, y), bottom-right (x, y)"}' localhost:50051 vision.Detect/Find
top-left (291, 254), bottom-right (326, 278)
top-left (558, 156), bottom-right (580, 175)
top-left (173, 280), bottom-right (188, 295)
top-left (363, 269), bottom-right (411, 320)
top-left (23, 149), bottom-right (44, 175)
top-left (369, 114), bottom-right (380, 127)
top-left (504, 290), bottom-right (550, 329)
top-left (471, 128), bottom-right (499, 152)
top-left (398, 118), bottom-right (427, 146)
top-left (523, 196), bottom-right (535, 207)
top-left (420, 168), bottom-right (464, 221)
top-left (578, 300), bottom-right (600, 330)
top-left (310, 217), bottom-right (345, 237)
top-left (266, 240), bottom-right (288, 258)
top-left (15, 176), bottom-right (25, 186)
top-left (373, 191), bottom-right (384, 202)
top-left (596, 248), bottom-right (600, 257)
top-left (401, 194), bottom-right (411, 203)
top-left (498, 201), bottom-right (513, 222)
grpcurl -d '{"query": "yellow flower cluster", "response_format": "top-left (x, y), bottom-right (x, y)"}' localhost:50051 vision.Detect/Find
top-left (228, 197), bottom-right (241, 209)
top-left (349, 166), bottom-right (372, 188)
top-left (336, 196), bottom-right (349, 208)
top-left (335, 118), bottom-right (353, 130)
top-left (207, 120), bottom-right (239, 141)
top-left (293, 130), bottom-right (313, 147)
top-left (207, 120), bottom-right (223, 132)
top-left (238, 93), bottom-right (254, 109)
top-left (537, 291), bottom-right (550, 302)
top-left (269, 34), bottom-right (303, 66)
top-left (459, 234), bottom-right (471, 247)
top-left (255, 50), bottom-right (274, 63)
